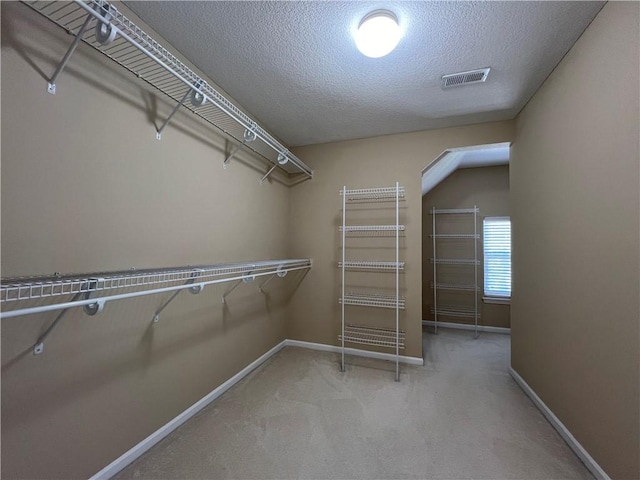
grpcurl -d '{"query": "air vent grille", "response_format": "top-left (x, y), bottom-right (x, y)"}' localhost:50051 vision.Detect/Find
top-left (442, 68), bottom-right (490, 88)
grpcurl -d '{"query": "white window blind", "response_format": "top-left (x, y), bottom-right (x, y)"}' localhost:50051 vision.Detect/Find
top-left (483, 217), bottom-right (511, 298)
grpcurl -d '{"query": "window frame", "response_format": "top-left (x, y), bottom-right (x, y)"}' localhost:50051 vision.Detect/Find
top-left (482, 216), bottom-right (511, 304)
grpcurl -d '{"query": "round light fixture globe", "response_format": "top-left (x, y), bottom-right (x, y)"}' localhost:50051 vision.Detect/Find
top-left (355, 10), bottom-right (401, 58)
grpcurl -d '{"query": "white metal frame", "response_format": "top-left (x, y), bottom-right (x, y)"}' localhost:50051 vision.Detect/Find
top-left (1, 259), bottom-right (312, 354)
top-left (430, 206), bottom-right (480, 337)
top-left (339, 183), bottom-right (405, 381)
top-left (23, 0), bottom-right (313, 182)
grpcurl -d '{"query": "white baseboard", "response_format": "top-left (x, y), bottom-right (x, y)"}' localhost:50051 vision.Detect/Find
top-left (422, 320), bottom-right (510, 334)
top-left (285, 339), bottom-right (424, 366)
top-left (90, 340), bottom-right (288, 480)
top-left (508, 367), bottom-right (610, 480)
top-left (91, 338), bottom-right (423, 478)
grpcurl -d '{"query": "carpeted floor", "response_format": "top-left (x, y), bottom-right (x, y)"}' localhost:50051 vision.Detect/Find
top-left (116, 329), bottom-right (592, 479)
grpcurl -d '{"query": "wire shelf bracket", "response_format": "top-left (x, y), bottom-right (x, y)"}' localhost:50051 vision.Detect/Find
top-left (26, 0), bottom-right (314, 181)
top-left (152, 269), bottom-right (204, 322)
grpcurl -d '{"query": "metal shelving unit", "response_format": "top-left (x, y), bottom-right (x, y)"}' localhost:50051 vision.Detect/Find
top-left (339, 184), bottom-right (405, 381)
top-left (430, 206), bottom-right (480, 337)
top-left (1, 258), bottom-right (312, 354)
top-left (22, 0), bottom-right (313, 183)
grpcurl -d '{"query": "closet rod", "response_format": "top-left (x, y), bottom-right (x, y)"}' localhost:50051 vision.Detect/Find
top-left (0, 259), bottom-right (312, 319)
top-left (25, 0), bottom-right (313, 180)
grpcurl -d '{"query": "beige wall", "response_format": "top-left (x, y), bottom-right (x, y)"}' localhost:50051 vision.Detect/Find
top-left (1, 3), bottom-right (298, 478)
top-left (289, 122), bottom-right (515, 359)
top-left (510, 2), bottom-right (639, 479)
top-left (422, 165), bottom-right (510, 328)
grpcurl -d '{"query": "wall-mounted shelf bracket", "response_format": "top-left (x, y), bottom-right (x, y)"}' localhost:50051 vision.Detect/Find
top-left (156, 87), bottom-right (192, 140)
top-left (33, 292), bottom-right (83, 355)
top-left (47, 13), bottom-right (93, 94)
top-left (259, 265), bottom-right (287, 293)
top-left (32, 278), bottom-right (102, 355)
top-left (260, 164), bottom-right (278, 184)
top-left (153, 269), bottom-right (203, 322)
top-left (82, 278), bottom-right (105, 316)
top-left (258, 274), bottom-right (274, 293)
top-left (223, 128), bottom-right (257, 169)
top-left (222, 279), bottom-right (242, 304)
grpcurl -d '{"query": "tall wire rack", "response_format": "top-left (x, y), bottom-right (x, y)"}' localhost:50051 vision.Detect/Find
top-left (339, 183), bottom-right (405, 381)
top-left (430, 206), bottom-right (480, 337)
top-left (22, 0), bottom-right (313, 181)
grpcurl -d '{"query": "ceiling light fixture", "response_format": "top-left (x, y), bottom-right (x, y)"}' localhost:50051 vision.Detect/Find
top-left (355, 10), bottom-right (401, 58)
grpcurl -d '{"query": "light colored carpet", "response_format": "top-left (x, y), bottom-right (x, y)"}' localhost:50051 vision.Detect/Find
top-left (115, 329), bottom-right (592, 479)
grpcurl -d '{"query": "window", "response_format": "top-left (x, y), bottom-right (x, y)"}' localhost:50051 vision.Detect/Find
top-left (483, 217), bottom-right (511, 299)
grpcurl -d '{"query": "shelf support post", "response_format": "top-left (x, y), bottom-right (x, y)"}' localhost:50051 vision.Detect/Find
top-left (156, 88), bottom-right (193, 140)
top-left (395, 181), bottom-right (400, 382)
top-left (223, 129), bottom-right (257, 169)
top-left (153, 270), bottom-right (203, 322)
top-left (341, 186), bottom-right (346, 373)
top-left (222, 279), bottom-right (242, 304)
top-left (258, 274), bottom-right (276, 294)
top-left (47, 13), bottom-right (93, 94)
top-left (33, 292), bottom-right (83, 355)
top-left (259, 164), bottom-right (278, 185)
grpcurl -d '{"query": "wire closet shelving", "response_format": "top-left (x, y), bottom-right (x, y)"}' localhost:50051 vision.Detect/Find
top-left (430, 206), bottom-right (481, 337)
top-left (1, 259), bottom-right (312, 354)
top-left (339, 184), bottom-right (405, 381)
top-left (22, 0), bottom-right (313, 183)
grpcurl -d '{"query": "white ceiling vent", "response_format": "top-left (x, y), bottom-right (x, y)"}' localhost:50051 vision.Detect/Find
top-left (442, 68), bottom-right (491, 88)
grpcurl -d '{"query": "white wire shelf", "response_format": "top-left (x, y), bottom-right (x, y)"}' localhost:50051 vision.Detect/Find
top-left (339, 293), bottom-right (406, 309)
top-left (340, 186), bottom-right (406, 202)
top-left (24, 0), bottom-right (313, 180)
top-left (0, 258), bottom-right (312, 319)
top-left (430, 208), bottom-right (479, 214)
top-left (432, 283), bottom-right (480, 292)
top-left (339, 225), bottom-right (405, 232)
top-left (431, 305), bottom-right (480, 318)
top-left (340, 325), bottom-right (405, 349)
top-left (430, 234), bottom-right (480, 239)
top-left (430, 258), bottom-right (480, 265)
top-left (339, 261), bottom-right (404, 270)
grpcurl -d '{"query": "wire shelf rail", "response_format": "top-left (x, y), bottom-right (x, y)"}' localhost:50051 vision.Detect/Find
top-left (340, 186), bottom-right (406, 202)
top-left (431, 305), bottom-right (481, 318)
top-left (340, 325), bottom-right (405, 349)
top-left (340, 225), bottom-right (405, 232)
top-left (430, 258), bottom-right (480, 265)
top-left (429, 208), bottom-right (479, 215)
top-left (23, 0), bottom-right (313, 181)
top-left (340, 293), bottom-right (406, 309)
top-left (1, 258), bottom-right (312, 319)
top-left (430, 234), bottom-right (480, 239)
top-left (338, 261), bottom-right (404, 270)
top-left (432, 282), bottom-right (480, 292)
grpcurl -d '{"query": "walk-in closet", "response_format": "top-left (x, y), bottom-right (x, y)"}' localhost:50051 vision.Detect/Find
top-left (2, 1), bottom-right (638, 479)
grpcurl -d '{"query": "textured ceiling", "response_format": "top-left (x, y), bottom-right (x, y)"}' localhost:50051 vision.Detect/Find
top-left (126, 1), bottom-right (604, 147)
